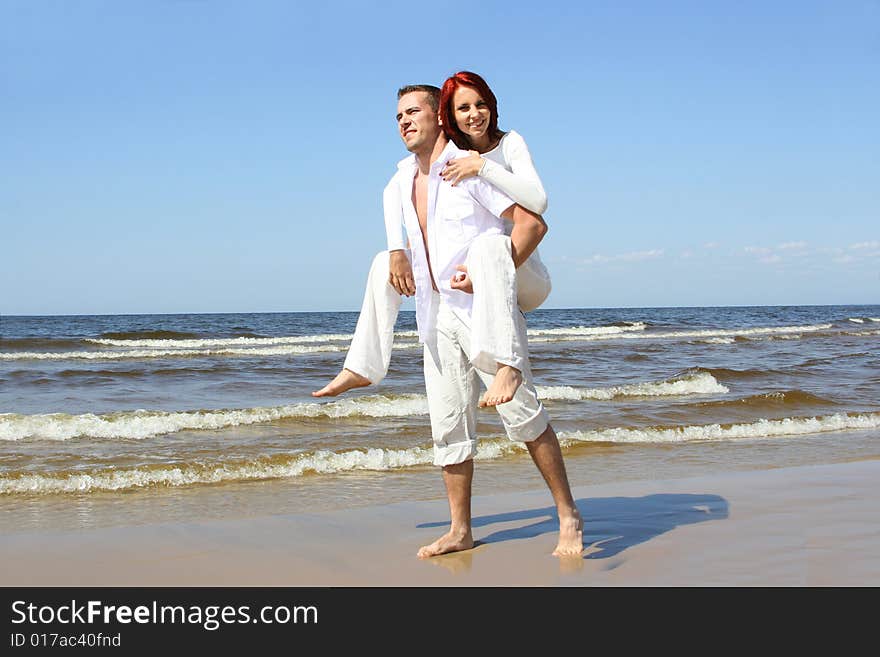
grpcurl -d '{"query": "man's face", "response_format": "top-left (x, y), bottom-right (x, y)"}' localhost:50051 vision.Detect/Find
top-left (396, 92), bottom-right (440, 153)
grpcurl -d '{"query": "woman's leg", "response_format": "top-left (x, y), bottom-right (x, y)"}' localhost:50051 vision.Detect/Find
top-left (465, 235), bottom-right (551, 406)
top-left (516, 248), bottom-right (552, 312)
top-left (467, 234), bottom-right (523, 376)
top-left (312, 251), bottom-right (403, 397)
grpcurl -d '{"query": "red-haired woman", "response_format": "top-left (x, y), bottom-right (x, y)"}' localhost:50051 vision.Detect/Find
top-left (439, 71), bottom-right (547, 219)
top-left (314, 72), bottom-right (551, 401)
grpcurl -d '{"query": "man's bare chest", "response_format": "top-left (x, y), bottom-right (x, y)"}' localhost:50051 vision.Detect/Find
top-left (411, 175), bottom-right (429, 234)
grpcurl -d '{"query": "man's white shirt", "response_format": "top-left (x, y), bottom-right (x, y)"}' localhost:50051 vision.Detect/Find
top-left (384, 140), bottom-right (515, 343)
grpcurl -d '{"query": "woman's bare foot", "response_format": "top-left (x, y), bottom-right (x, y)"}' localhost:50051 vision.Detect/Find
top-left (552, 509), bottom-right (584, 557)
top-left (312, 369), bottom-right (371, 397)
top-left (417, 528), bottom-right (474, 559)
top-left (479, 364), bottom-right (522, 407)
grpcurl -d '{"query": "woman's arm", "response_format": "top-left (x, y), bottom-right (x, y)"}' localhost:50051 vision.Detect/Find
top-left (478, 131), bottom-right (548, 215)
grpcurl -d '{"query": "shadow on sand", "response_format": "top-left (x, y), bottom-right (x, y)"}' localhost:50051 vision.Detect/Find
top-left (417, 493), bottom-right (729, 560)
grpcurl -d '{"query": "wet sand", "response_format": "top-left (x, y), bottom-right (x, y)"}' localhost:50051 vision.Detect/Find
top-left (4, 460), bottom-right (879, 586)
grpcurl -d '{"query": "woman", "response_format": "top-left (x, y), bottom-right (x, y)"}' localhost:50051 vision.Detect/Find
top-left (439, 71), bottom-right (547, 219)
top-left (313, 72), bottom-right (551, 401)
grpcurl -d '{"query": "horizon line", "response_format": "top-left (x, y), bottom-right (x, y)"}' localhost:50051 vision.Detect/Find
top-left (2, 302), bottom-right (879, 319)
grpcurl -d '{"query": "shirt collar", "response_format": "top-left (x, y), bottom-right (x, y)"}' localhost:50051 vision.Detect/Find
top-left (430, 140), bottom-right (468, 172)
top-left (396, 140), bottom-right (468, 173)
top-left (396, 153), bottom-right (417, 172)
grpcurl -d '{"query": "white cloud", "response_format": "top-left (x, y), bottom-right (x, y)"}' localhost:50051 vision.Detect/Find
top-left (703, 242), bottom-right (719, 249)
top-left (744, 246), bottom-right (771, 255)
top-left (578, 249), bottom-right (665, 265)
top-left (778, 241), bottom-right (807, 250)
top-left (625, 249), bottom-right (664, 261)
top-left (850, 241), bottom-right (880, 250)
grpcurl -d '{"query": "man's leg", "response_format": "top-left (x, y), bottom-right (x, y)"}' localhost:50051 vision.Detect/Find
top-left (526, 425), bottom-right (583, 556)
top-left (417, 460), bottom-right (475, 558)
top-left (313, 251), bottom-right (403, 397)
top-left (419, 303), bottom-right (480, 558)
top-left (467, 307), bottom-right (584, 557)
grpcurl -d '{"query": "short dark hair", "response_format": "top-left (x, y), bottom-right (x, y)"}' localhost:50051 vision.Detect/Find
top-left (397, 84), bottom-right (441, 112)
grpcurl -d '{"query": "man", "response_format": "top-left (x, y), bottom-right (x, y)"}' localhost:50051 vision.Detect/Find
top-left (388, 84), bottom-right (583, 558)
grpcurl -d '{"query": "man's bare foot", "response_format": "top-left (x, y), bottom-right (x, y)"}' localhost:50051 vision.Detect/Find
top-left (479, 364), bottom-right (522, 407)
top-left (417, 528), bottom-right (474, 559)
top-left (552, 509), bottom-right (584, 557)
top-left (311, 369), bottom-right (371, 397)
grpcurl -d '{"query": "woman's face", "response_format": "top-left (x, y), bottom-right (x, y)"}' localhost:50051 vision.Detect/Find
top-left (452, 85), bottom-right (491, 148)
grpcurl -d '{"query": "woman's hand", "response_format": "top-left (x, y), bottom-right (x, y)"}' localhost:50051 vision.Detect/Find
top-left (449, 265), bottom-right (473, 294)
top-left (440, 151), bottom-right (483, 186)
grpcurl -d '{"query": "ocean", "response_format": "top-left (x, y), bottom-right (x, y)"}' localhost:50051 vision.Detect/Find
top-left (2, 305), bottom-right (878, 533)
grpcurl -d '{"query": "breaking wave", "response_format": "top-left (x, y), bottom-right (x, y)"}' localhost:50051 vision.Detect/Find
top-left (1, 372), bottom-right (730, 441)
top-left (528, 323), bottom-right (834, 344)
top-left (537, 371), bottom-right (727, 400)
top-left (559, 412), bottom-right (880, 445)
top-left (0, 394), bottom-right (431, 441)
top-left (5, 412), bottom-right (879, 494)
top-left (0, 344), bottom-right (423, 361)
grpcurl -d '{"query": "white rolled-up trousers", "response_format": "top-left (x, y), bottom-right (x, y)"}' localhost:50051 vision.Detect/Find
top-left (342, 234), bottom-right (551, 383)
top-left (424, 298), bottom-right (550, 466)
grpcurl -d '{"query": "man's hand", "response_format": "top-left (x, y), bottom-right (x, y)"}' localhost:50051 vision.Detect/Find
top-left (449, 264), bottom-right (473, 294)
top-left (389, 250), bottom-right (416, 296)
top-left (440, 151), bottom-right (483, 186)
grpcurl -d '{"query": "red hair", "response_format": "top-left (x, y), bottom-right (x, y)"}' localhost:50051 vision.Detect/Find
top-left (439, 71), bottom-right (505, 151)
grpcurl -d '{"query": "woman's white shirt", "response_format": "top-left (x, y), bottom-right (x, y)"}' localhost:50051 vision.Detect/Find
top-left (383, 130), bottom-right (548, 251)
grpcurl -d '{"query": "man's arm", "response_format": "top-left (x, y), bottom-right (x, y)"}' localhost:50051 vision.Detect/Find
top-left (500, 203), bottom-right (548, 268)
top-left (383, 177), bottom-right (416, 296)
top-left (389, 249), bottom-right (415, 296)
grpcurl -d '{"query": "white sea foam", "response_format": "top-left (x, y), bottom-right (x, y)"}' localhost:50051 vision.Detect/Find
top-left (844, 329), bottom-right (880, 337)
top-left (0, 373), bottom-right (729, 441)
top-left (1, 322), bottom-right (853, 361)
top-left (0, 447), bottom-right (434, 494)
top-left (0, 395), bottom-right (431, 441)
top-left (527, 322), bottom-right (647, 337)
top-left (5, 412), bottom-right (879, 494)
top-left (848, 318), bottom-right (865, 324)
top-left (537, 372), bottom-right (727, 401)
top-left (0, 342), bottom-right (421, 361)
top-left (698, 337), bottom-right (736, 344)
top-left (84, 331), bottom-right (421, 348)
top-left (557, 412), bottom-right (880, 445)
top-left (0, 440), bottom-right (528, 494)
top-left (528, 323), bottom-right (834, 344)
top-left (86, 334), bottom-right (356, 347)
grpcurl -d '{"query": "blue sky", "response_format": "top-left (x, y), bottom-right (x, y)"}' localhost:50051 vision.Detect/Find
top-left (1, 0), bottom-right (877, 315)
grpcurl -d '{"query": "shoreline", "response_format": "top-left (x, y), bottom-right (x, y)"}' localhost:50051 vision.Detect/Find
top-left (3, 459), bottom-right (879, 586)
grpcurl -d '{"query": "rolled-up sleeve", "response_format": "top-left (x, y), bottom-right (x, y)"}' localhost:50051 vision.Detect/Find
top-left (382, 177), bottom-right (408, 251)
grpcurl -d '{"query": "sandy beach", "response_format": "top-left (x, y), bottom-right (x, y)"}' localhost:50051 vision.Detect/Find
top-left (4, 459), bottom-right (878, 587)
